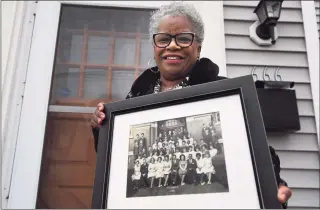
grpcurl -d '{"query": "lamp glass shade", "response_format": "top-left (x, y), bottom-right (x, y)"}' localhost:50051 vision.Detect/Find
top-left (255, 1), bottom-right (268, 24)
top-left (254, 0), bottom-right (283, 24)
top-left (265, 1), bottom-right (282, 19)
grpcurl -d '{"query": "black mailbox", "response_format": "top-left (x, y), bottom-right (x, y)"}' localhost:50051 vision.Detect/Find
top-left (255, 80), bottom-right (301, 132)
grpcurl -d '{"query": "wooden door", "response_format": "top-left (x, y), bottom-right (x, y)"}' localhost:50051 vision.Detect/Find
top-left (37, 113), bottom-right (96, 208)
top-left (36, 4), bottom-right (156, 208)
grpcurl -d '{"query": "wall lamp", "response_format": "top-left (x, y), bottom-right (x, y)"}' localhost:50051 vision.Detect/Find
top-left (250, 0), bottom-right (284, 46)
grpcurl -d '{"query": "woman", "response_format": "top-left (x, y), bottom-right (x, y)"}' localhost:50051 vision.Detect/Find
top-left (131, 160), bottom-right (141, 190)
top-left (90, 1), bottom-right (291, 207)
top-left (148, 157), bottom-right (157, 188)
top-left (156, 157), bottom-right (164, 187)
top-left (163, 155), bottom-right (172, 186)
top-left (178, 154), bottom-right (187, 186)
top-left (209, 144), bottom-right (218, 158)
top-left (202, 151), bottom-right (215, 185)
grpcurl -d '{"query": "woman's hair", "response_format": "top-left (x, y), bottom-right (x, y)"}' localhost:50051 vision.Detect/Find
top-left (180, 154), bottom-right (186, 160)
top-left (149, 1), bottom-right (204, 45)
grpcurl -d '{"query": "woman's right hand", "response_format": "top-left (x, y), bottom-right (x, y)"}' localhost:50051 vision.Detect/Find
top-left (90, 102), bottom-right (106, 128)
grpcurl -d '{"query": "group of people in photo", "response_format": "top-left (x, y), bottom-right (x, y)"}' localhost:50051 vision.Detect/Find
top-left (130, 123), bottom-right (223, 190)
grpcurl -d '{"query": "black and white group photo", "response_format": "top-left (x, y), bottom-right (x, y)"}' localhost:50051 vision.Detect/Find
top-left (126, 112), bottom-right (229, 198)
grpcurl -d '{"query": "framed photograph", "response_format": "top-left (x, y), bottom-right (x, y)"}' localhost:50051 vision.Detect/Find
top-left (92, 75), bottom-right (282, 209)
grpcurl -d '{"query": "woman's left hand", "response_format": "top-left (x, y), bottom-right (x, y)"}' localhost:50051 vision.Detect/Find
top-left (278, 185), bottom-right (292, 204)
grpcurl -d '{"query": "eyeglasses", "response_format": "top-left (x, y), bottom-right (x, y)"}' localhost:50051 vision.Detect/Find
top-left (153, 32), bottom-right (196, 48)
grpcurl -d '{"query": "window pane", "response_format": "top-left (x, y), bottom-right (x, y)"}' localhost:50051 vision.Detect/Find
top-left (114, 37), bottom-right (136, 66)
top-left (53, 67), bottom-right (80, 98)
top-left (60, 34), bottom-right (83, 63)
top-left (50, 5), bottom-right (154, 106)
top-left (140, 38), bottom-right (153, 69)
top-left (84, 69), bottom-right (107, 99)
top-left (111, 70), bottom-right (135, 100)
top-left (87, 36), bottom-right (110, 64)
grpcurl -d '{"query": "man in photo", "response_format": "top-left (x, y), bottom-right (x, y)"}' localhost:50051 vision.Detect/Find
top-left (133, 140), bottom-right (139, 160)
top-left (171, 154), bottom-right (180, 186)
top-left (140, 158), bottom-right (149, 187)
top-left (140, 133), bottom-right (147, 147)
top-left (186, 154), bottom-right (197, 184)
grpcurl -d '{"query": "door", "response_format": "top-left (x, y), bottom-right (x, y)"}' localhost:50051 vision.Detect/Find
top-left (8, 1), bottom-right (226, 208)
top-left (35, 2), bottom-right (166, 208)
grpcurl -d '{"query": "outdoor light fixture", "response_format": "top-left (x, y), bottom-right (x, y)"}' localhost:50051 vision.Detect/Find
top-left (250, 0), bottom-right (284, 46)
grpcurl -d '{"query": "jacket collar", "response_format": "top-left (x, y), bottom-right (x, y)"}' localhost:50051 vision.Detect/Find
top-left (128, 57), bottom-right (221, 97)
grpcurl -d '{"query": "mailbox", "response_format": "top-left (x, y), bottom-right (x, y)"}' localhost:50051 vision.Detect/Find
top-left (255, 80), bottom-right (301, 132)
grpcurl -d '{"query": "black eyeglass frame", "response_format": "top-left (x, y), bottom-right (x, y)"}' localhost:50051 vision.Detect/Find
top-left (152, 32), bottom-right (197, 48)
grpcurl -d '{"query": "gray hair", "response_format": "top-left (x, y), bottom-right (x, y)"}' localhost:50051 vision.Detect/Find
top-left (149, 2), bottom-right (205, 45)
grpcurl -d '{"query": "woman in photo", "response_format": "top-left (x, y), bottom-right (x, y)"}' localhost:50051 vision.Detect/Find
top-left (140, 147), bottom-right (147, 158)
top-left (147, 151), bottom-right (153, 164)
top-left (168, 136), bottom-right (175, 145)
top-left (152, 139), bottom-right (158, 150)
top-left (131, 160), bottom-right (141, 190)
top-left (148, 157), bottom-right (157, 188)
top-left (178, 154), bottom-right (187, 185)
top-left (168, 143), bottom-right (175, 160)
top-left (175, 147), bottom-right (181, 160)
top-left (195, 152), bottom-right (204, 185)
top-left (152, 150), bottom-right (159, 161)
top-left (147, 146), bottom-right (153, 157)
top-left (136, 155), bottom-right (143, 165)
top-left (163, 155), bottom-right (172, 186)
top-left (177, 137), bottom-right (183, 148)
top-left (156, 157), bottom-right (164, 187)
top-left (200, 139), bottom-right (207, 151)
top-left (202, 151), bottom-right (215, 184)
top-left (188, 133), bottom-right (194, 145)
top-left (195, 145), bottom-right (202, 158)
top-left (188, 145), bottom-right (195, 159)
top-left (209, 144), bottom-right (218, 157)
top-left (182, 146), bottom-right (189, 159)
top-left (159, 149), bottom-right (165, 160)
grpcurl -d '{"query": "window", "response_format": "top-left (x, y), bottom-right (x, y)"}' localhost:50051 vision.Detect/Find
top-left (50, 5), bottom-right (154, 106)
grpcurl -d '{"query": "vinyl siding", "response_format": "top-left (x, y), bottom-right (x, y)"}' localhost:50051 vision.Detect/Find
top-left (223, 1), bottom-right (320, 208)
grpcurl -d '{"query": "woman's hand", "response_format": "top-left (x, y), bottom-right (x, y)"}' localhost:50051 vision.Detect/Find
top-left (90, 102), bottom-right (106, 128)
top-left (278, 185), bottom-right (292, 206)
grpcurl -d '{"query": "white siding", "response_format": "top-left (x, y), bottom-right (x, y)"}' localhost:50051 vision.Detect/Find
top-left (223, 1), bottom-right (320, 208)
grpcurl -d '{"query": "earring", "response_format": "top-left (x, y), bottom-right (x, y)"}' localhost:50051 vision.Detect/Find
top-left (147, 58), bottom-right (159, 74)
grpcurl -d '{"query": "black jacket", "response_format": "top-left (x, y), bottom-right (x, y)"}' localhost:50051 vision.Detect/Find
top-left (92, 58), bottom-right (288, 207)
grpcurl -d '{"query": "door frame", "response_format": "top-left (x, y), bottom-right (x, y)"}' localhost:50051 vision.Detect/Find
top-left (7, 1), bottom-right (227, 208)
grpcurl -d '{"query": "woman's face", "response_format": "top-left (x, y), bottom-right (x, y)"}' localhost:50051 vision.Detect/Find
top-left (153, 15), bottom-right (201, 81)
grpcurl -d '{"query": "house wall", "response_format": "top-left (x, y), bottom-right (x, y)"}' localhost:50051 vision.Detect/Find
top-left (223, 1), bottom-right (319, 209)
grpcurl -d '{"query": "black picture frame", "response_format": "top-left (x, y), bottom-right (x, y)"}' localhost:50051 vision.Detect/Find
top-left (91, 75), bottom-right (282, 209)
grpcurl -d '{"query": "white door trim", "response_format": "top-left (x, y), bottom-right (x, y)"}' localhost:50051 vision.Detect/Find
top-left (7, 1), bottom-right (227, 208)
top-left (7, 1), bottom-right (62, 208)
top-left (1, 1), bottom-right (38, 209)
top-left (301, 1), bottom-right (320, 145)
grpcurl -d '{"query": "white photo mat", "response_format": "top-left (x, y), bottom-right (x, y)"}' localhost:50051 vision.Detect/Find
top-left (107, 94), bottom-right (260, 209)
